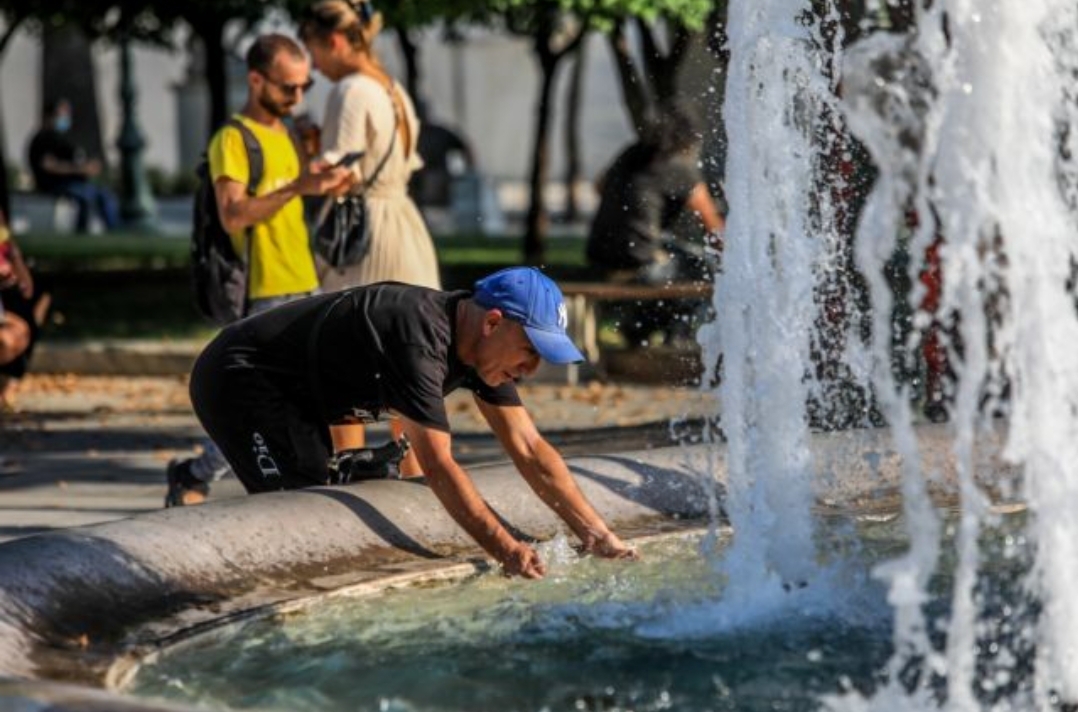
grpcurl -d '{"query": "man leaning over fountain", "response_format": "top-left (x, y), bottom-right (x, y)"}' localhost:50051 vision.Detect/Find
top-left (167, 266), bottom-right (637, 578)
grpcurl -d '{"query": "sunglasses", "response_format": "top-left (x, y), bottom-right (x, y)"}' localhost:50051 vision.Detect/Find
top-left (261, 74), bottom-right (315, 95)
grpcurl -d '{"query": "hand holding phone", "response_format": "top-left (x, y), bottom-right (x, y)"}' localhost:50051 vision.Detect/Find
top-left (334, 151), bottom-right (365, 168)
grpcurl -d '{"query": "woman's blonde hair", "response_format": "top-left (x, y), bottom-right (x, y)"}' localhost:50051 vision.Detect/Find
top-left (298, 0), bottom-right (383, 53)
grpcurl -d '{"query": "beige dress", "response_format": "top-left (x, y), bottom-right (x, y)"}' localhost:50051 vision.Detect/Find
top-left (318, 73), bottom-right (440, 291)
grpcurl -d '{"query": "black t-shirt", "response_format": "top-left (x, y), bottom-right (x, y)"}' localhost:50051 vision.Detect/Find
top-left (586, 143), bottom-right (703, 270)
top-left (27, 128), bottom-right (80, 193)
top-left (227, 283), bottom-right (521, 431)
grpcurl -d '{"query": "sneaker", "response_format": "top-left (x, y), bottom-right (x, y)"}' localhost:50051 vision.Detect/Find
top-left (165, 458), bottom-right (209, 508)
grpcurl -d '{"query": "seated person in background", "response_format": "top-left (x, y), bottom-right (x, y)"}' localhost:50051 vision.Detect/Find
top-left (0, 215), bottom-right (49, 410)
top-left (585, 102), bottom-right (726, 345)
top-left (28, 98), bottom-right (120, 233)
top-left (586, 101), bottom-right (725, 284)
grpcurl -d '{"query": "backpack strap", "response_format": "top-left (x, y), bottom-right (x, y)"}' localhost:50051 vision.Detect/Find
top-left (225, 117), bottom-right (263, 315)
top-left (226, 117), bottom-right (264, 197)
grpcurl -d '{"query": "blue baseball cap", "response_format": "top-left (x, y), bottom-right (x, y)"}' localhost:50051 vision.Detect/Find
top-left (473, 267), bottom-right (584, 364)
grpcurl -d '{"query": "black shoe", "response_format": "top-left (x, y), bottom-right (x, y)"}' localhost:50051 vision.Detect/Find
top-left (165, 458), bottom-right (209, 508)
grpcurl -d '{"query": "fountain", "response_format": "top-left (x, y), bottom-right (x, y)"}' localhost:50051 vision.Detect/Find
top-left (2, 0), bottom-right (1076, 709)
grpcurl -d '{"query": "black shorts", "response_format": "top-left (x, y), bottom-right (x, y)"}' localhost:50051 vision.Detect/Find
top-left (189, 328), bottom-right (333, 493)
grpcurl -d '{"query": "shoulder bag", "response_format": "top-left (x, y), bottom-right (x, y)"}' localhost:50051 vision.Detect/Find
top-left (313, 106), bottom-right (399, 269)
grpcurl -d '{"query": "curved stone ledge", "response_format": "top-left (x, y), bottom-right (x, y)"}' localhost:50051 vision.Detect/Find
top-left (0, 426), bottom-right (1016, 711)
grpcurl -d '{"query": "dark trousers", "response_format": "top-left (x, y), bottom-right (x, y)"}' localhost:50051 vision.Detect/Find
top-left (189, 326), bottom-right (333, 493)
top-left (55, 180), bottom-right (120, 233)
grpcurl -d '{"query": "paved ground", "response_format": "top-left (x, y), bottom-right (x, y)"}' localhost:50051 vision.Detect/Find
top-left (0, 374), bottom-right (718, 543)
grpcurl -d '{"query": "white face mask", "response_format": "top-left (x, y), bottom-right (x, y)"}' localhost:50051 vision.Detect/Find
top-left (54, 114), bottom-right (71, 132)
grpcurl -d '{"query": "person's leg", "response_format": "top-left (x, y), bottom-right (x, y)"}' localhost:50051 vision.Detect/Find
top-left (390, 418), bottom-right (422, 477)
top-left (188, 337), bottom-right (332, 493)
top-left (661, 241), bottom-right (717, 345)
top-left (330, 422), bottom-right (365, 450)
top-left (199, 383), bottom-right (333, 494)
top-left (93, 185), bottom-right (121, 231)
top-left (0, 281), bottom-right (50, 411)
top-left (0, 311), bottom-right (29, 367)
top-left (0, 309), bottom-right (29, 411)
top-left (165, 438), bottom-right (234, 507)
top-left (58, 182), bottom-right (94, 234)
top-left (167, 289), bottom-right (320, 501)
top-left (329, 422), bottom-right (419, 477)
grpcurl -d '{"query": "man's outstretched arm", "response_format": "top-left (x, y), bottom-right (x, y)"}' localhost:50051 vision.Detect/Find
top-left (474, 397), bottom-right (636, 559)
top-left (398, 416), bottom-right (546, 579)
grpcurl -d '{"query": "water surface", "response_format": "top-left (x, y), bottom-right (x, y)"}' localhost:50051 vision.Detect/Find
top-left (130, 513), bottom-right (1032, 711)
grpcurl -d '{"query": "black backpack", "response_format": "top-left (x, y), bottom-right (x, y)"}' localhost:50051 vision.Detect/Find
top-left (191, 118), bottom-right (263, 325)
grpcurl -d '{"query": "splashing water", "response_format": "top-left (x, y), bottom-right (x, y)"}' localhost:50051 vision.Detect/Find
top-left (707, 0), bottom-right (1078, 708)
top-left (699, 0), bottom-right (835, 609)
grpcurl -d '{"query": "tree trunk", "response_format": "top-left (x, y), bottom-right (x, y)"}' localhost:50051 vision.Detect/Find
top-left (606, 23), bottom-right (651, 136)
top-left (0, 92), bottom-right (9, 218)
top-left (562, 40), bottom-right (586, 224)
top-left (634, 18), bottom-right (690, 104)
top-left (42, 24), bottom-right (104, 162)
top-left (0, 17), bottom-right (26, 217)
top-left (202, 20), bottom-right (229, 133)
top-left (523, 52), bottom-right (560, 265)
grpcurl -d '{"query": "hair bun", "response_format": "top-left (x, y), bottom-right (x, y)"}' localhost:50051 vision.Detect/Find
top-left (349, 0), bottom-right (375, 25)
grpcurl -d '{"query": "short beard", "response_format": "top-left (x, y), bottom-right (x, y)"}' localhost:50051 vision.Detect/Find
top-left (257, 91), bottom-right (293, 119)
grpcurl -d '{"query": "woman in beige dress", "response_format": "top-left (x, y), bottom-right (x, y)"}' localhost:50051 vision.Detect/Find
top-left (299, 0), bottom-right (440, 292)
top-left (300, 0), bottom-right (440, 472)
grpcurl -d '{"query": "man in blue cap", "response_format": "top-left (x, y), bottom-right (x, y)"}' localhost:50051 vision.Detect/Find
top-left (169, 267), bottom-right (636, 578)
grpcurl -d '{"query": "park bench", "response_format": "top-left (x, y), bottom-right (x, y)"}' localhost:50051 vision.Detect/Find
top-left (8, 191), bottom-right (98, 233)
top-left (559, 280), bottom-right (714, 383)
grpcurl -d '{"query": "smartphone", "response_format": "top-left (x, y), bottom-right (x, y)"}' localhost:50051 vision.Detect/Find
top-left (334, 151), bottom-right (365, 168)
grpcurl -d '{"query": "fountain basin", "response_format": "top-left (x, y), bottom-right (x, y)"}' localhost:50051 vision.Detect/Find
top-left (0, 426), bottom-right (1016, 710)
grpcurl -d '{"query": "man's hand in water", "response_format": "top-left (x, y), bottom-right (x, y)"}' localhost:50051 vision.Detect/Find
top-left (583, 531), bottom-right (639, 560)
top-left (500, 542), bottom-right (546, 579)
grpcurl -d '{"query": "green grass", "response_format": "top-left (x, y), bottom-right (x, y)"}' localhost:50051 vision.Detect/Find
top-left (19, 231), bottom-right (589, 340)
top-left (16, 231), bottom-right (587, 271)
top-left (44, 268), bottom-right (218, 341)
top-left (18, 232), bottom-right (191, 270)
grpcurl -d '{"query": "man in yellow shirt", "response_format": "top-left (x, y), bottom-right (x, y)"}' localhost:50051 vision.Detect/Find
top-left (211, 33), bottom-right (351, 311)
top-left (167, 34), bottom-right (353, 505)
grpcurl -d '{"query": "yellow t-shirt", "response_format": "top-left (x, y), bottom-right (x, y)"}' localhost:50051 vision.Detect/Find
top-left (208, 115), bottom-right (318, 300)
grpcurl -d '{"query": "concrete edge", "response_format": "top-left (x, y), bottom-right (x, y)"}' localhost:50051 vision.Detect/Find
top-left (0, 427), bottom-right (1019, 711)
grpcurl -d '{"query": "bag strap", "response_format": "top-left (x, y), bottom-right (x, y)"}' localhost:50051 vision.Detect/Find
top-left (226, 117), bottom-right (263, 315)
top-left (311, 82), bottom-right (400, 239)
top-left (360, 107), bottom-right (398, 194)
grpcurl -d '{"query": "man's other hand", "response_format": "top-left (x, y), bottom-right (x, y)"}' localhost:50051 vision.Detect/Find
top-left (500, 542), bottom-right (546, 579)
top-left (585, 532), bottom-right (639, 561)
